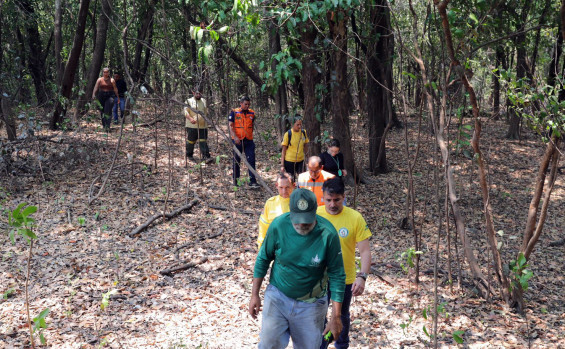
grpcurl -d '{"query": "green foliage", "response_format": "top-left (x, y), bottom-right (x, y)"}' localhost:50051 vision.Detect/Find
top-left (397, 247), bottom-right (423, 274)
top-left (504, 73), bottom-right (565, 140)
top-left (33, 308), bottom-right (50, 345)
top-left (8, 203), bottom-right (37, 243)
top-left (399, 315), bottom-right (413, 335)
top-left (509, 252), bottom-right (533, 293)
top-left (2, 288), bottom-right (15, 299)
top-left (452, 330), bottom-right (465, 344)
top-left (101, 289), bottom-right (118, 311)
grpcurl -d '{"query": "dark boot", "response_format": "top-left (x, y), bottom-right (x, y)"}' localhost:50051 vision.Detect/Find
top-left (199, 141), bottom-right (210, 159)
top-left (186, 141), bottom-right (195, 158)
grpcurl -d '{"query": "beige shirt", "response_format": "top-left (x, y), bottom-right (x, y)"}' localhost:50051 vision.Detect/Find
top-left (184, 97), bottom-right (208, 129)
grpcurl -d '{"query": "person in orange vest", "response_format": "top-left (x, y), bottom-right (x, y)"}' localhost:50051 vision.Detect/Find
top-left (229, 96), bottom-right (259, 188)
top-left (297, 156), bottom-right (335, 206)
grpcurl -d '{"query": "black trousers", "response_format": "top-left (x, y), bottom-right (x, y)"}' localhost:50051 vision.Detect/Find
top-left (98, 91), bottom-right (115, 129)
top-left (186, 127), bottom-right (210, 158)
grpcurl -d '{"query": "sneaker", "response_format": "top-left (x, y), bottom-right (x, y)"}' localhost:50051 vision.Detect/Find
top-left (248, 182), bottom-right (260, 189)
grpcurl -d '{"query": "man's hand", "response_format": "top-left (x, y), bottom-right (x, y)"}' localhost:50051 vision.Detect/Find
top-left (248, 295), bottom-right (262, 319)
top-left (323, 315), bottom-right (343, 339)
top-left (190, 118), bottom-right (197, 124)
top-left (235, 138), bottom-right (241, 145)
top-left (352, 277), bottom-right (366, 296)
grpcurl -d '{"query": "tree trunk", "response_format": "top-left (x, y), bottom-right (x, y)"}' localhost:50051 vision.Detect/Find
top-left (492, 47), bottom-right (504, 119)
top-left (367, 0), bottom-right (393, 174)
top-left (133, 0), bottom-right (157, 84)
top-left (269, 21), bottom-right (289, 139)
top-left (75, 0), bottom-right (112, 119)
top-left (50, 0), bottom-right (91, 130)
top-left (301, 23), bottom-right (321, 156)
top-left (16, 0), bottom-right (48, 105)
top-left (548, 24), bottom-right (563, 87)
top-left (506, 2), bottom-right (530, 139)
top-left (54, 0), bottom-right (64, 85)
top-left (328, 10), bottom-right (361, 183)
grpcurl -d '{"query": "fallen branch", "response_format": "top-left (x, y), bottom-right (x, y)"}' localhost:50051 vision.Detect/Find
top-left (549, 239), bottom-right (565, 247)
top-left (128, 198), bottom-right (199, 237)
top-left (174, 229), bottom-right (225, 260)
top-left (159, 256), bottom-right (208, 276)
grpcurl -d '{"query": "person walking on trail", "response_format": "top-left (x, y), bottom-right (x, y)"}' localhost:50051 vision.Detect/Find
top-left (92, 67), bottom-right (120, 131)
top-left (280, 115), bottom-right (309, 181)
top-left (112, 72), bottom-right (128, 124)
top-left (297, 156), bottom-right (335, 206)
top-left (317, 177), bottom-right (372, 349)
top-left (229, 96), bottom-right (259, 188)
top-left (257, 173), bottom-right (294, 249)
top-left (320, 138), bottom-right (347, 178)
top-left (249, 188), bottom-right (346, 349)
top-left (185, 89), bottom-right (211, 162)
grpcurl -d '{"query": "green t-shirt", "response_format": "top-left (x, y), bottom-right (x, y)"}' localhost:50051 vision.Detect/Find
top-left (254, 213), bottom-right (346, 303)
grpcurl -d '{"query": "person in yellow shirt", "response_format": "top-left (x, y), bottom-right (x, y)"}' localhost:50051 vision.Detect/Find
top-left (297, 156), bottom-right (335, 206)
top-left (184, 89), bottom-right (210, 161)
top-left (280, 115), bottom-right (309, 181)
top-left (317, 177), bottom-right (372, 349)
top-left (257, 173), bottom-right (294, 249)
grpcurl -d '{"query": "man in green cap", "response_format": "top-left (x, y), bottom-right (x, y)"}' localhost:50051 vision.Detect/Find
top-left (249, 188), bottom-right (346, 349)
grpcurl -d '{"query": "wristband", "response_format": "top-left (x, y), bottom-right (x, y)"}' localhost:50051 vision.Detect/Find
top-left (356, 272), bottom-right (367, 281)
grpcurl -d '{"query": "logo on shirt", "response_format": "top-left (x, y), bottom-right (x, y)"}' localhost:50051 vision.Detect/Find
top-left (310, 254), bottom-right (321, 267)
top-left (338, 227), bottom-right (349, 238)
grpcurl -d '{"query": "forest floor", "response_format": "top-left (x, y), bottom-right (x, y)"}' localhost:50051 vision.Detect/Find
top-left (1, 109), bottom-right (564, 349)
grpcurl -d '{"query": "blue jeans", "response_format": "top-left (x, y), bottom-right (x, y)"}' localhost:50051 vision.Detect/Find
top-left (113, 96), bottom-right (125, 121)
top-left (233, 138), bottom-right (256, 185)
top-left (324, 283), bottom-right (352, 349)
top-left (260, 284), bottom-right (328, 349)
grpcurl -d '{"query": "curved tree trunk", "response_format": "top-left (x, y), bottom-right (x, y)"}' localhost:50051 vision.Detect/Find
top-left (50, 0), bottom-right (91, 130)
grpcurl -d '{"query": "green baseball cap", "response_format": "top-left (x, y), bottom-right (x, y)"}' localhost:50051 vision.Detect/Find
top-left (289, 189), bottom-right (318, 224)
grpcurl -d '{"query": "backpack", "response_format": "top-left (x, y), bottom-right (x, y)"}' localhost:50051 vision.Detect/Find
top-left (287, 129), bottom-right (306, 147)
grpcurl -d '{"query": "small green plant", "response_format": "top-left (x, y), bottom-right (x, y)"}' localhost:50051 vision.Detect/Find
top-left (399, 315), bottom-right (413, 335)
top-left (509, 252), bottom-right (533, 293)
top-left (77, 217), bottom-right (86, 226)
top-left (2, 288), bottom-right (15, 299)
top-left (452, 330), bottom-right (465, 344)
top-left (8, 203), bottom-right (44, 347)
top-left (397, 247), bottom-right (423, 274)
top-left (101, 289), bottom-right (118, 311)
top-left (33, 308), bottom-right (50, 345)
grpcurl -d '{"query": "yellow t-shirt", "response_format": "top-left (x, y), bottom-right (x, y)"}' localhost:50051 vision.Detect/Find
top-left (317, 206), bottom-right (372, 284)
top-left (184, 97), bottom-right (208, 129)
top-left (257, 195), bottom-right (290, 249)
top-left (282, 129), bottom-right (309, 162)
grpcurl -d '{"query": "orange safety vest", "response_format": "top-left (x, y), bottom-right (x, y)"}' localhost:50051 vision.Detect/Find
top-left (297, 170), bottom-right (335, 206)
top-left (231, 108), bottom-right (255, 140)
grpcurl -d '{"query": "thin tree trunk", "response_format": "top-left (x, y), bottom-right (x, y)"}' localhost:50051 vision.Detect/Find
top-left (50, 0), bottom-right (92, 130)
top-left (54, 0), bottom-right (64, 85)
top-left (435, 0), bottom-right (510, 302)
top-left (269, 21), bottom-right (288, 139)
top-left (133, 0), bottom-right (157, 83)
top-left (506, 1), bottom-right (530, 139)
